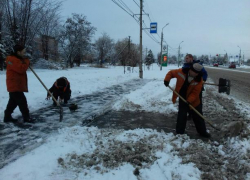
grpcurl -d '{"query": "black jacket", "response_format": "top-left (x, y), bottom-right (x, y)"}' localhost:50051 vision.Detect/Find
top-left (48, 77), bottom-right (71, 99)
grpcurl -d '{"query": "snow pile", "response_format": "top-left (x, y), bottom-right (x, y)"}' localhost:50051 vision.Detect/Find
top-left (113, 80), bottom-right (178, 113)
top-left (0, 126), bottom-right (201, 180)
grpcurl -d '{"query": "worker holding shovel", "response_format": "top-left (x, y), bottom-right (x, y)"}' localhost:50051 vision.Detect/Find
top-left (182, 54), bottom-right (208, 120)
top-left (164, 63), bottom-right (211, 138)
top-left (4, 45), bottom-right (35, 123)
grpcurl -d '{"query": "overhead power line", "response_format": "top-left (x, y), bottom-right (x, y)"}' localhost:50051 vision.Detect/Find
top-left (118, 0), bottom-right (134, 15)
top-left (111, 0), bottom-right (134, 17)
top-left (112, 0), bottom-right (177, 52)
top-left (111, 0), bottom-right (160, 45)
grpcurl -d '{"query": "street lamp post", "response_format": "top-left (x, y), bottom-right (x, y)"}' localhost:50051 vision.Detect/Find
top-left (160, 23), bottom-right (169, 71)
top-left (237, 45), bottom-right (241, 66)
top-left (178, 41), bottom-right (184, 67)
top-left (224, 50), bottom-right (228, 64)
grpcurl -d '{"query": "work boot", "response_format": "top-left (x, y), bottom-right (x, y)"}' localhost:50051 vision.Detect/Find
top-left (200, 132), bottom-right (211, 138)
top-left (23, 117), bottom-right (35, 123)
top-left (4, 116), bottom-right (18, 123)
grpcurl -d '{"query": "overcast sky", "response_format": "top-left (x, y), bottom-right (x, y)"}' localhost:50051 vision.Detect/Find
top-left (61, 0), bottom-right (250, 60)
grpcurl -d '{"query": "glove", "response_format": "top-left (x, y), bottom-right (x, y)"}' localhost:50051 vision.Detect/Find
top-left (59, 97), bottom-right (64, 103)
top-left (164, 81), bottom-right (169, 87)
top-left (46, 94), bottom-right (51, 100)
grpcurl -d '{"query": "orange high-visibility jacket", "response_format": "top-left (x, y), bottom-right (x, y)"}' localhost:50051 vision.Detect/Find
top-left (164, 68), bottom-right (203, 107)
top-left (6, 55), bottom-right (30, 92)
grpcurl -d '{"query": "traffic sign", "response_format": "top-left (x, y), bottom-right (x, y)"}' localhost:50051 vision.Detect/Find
top-left (150, 22), bottom-right (157, 33)
top-left (161, 53), bottom-right (168, 66)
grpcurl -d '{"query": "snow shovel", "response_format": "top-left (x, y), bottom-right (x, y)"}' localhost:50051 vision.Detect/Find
top-left (29, 66), bottom-right (63, 122)
top-left (204, 78), bottom-right (231, 95)
top-left (167, 85), bottom-right (221, 131)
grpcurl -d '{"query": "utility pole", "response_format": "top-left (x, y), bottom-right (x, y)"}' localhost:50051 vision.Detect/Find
top-left (243, 53), bottom-right (245, 64)
top-left (139, 0), bottom-right (143, 78)
top-left (144, 47), bottom-right (147, 71)
top-left (124, 36), bottom-right (131, 74)
top-left (160, 31), bottom-right (163, 70)
top-left (238, 45), bottom-right (241, 66)
top-left (166, 45), bottom-right (168, 63)
top-left (128, 36), bottom-right (131, 53)
top-left (160, 23), bottom-right (169, 71)
top-left (178, 41), bottom-right (184, 67)
top-left (178, 45), bottom-right (180, 67)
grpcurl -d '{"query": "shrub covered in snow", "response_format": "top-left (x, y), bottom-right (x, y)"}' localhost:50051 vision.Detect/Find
top-left (31, 58), bottom-right (64, 70)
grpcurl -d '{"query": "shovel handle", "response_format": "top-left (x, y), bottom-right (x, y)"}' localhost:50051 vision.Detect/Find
top-left (168, 86), bottom-right (220, 131)
top-left (204, 82), bottom-right (231, 87)
top-left (204, 82), bottom-right (219, 86)
top-left (29, 66), bottom-right (60, 106)
top-left (29, 66), bottom-right (63, 121)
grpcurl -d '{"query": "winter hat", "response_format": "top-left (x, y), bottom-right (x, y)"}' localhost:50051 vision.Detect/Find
top-left (190, 63), bottom-right (203, 73)
top-left (57, 77), bottom-right (67, 87)
top-left (13, 44), bottom-right (25, 53)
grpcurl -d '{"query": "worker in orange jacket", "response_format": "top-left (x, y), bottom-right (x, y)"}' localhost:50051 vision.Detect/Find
top-left (4, 44), bottom-right (34, 123)
top-left (164, 63), bottom-right (210, 138)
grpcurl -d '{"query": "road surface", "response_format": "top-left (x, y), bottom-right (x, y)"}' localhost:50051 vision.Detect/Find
top-left (205, 66), bottom-right (250, 104)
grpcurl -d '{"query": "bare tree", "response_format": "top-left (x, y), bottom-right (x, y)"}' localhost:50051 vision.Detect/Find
top-left (3, 0), bottom-right (62, 51)
top-left (37, 1), bottom-right (61, 60)
top-left (59, 13), bottom-right (96, 68)
top-left (95, 33), bottom-right (114, 67)
top-left (114, 38), bottom-right (128, 66)
top-left (0, 0), bottom-right (6, 70)
top-left (127, 43), bottom-right (140, 67)
top-left (114, 38), bottom-right (139, 68)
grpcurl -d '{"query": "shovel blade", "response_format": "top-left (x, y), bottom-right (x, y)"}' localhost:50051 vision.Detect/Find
top-left (218, 78), bottom-right (231, 95)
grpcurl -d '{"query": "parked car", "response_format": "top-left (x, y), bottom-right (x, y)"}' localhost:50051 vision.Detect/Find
top-left (213, 63), bottom-right (219, 67)
top-left (229, 63), bottom-right (236, 68)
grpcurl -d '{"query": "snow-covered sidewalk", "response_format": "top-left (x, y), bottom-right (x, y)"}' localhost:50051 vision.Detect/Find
top-left (0, 64), bottom-right (250, 180)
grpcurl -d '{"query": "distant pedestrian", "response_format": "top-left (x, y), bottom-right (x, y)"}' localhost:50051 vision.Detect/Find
top-left (4, 44), bottom-right (34, 123)
top-left (46, 77), bottom-right (71, 105)
top-left (164, 63), bottom-right (211, 138)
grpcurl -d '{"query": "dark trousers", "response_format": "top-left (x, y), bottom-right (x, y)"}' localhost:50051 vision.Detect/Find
top-left (176, 99), bottom-right (207, 135)
top-left (5, 92), bottom-right (30, 120)
top-left (53, 91), bottom-right (71, 104)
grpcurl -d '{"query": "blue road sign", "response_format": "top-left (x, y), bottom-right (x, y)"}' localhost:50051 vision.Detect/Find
top-left (150, 22), bottom-right (157, 33)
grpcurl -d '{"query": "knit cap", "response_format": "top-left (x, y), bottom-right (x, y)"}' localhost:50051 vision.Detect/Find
top-left (13, 44), bottom-right (25, 53)
top-left (190, 63), bottom-right (203, 73)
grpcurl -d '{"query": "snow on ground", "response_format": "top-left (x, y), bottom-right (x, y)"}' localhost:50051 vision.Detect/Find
top-left (113, 80), bottom-right (178, 113)
top-left (0, 126), bottom-right (201, 180)
top-left (0, 63), bottom-right (250, 180)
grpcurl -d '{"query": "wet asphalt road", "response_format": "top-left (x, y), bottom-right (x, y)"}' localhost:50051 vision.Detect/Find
top-left (205, 66), bottom-right (250, 104)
